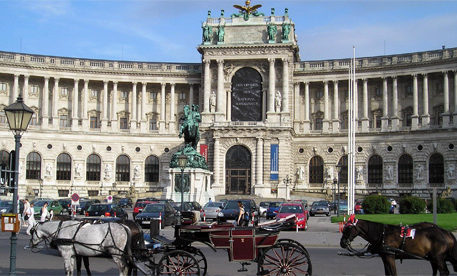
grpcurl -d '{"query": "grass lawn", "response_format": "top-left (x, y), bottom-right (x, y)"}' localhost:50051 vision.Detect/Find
top-left (330, 213), bottom-right (457, 231)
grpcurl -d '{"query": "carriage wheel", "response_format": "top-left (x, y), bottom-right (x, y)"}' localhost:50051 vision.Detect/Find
top-left (258, 243), bottom-right (312, 275)
top-left (182, 246), bottom-right (207, 276)
top-left (157, 250), bottom-right (201, 275)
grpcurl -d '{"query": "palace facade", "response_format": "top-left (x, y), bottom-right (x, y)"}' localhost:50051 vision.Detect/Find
top-left (0, 7), bottom-right (456, 202)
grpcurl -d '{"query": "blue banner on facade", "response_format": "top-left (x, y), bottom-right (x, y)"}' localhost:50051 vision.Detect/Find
top-left (270, 144), bottom-right (279, 180)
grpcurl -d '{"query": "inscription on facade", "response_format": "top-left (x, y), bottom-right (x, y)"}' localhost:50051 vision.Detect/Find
top-left (231, 67), bottom-right (263, 121)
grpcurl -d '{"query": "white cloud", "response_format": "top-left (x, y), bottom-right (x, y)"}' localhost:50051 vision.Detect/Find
top-left (26, 0), bottom-right (71, 17)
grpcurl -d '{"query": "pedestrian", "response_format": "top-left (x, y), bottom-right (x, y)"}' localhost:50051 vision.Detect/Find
top-left (237, 201), bottom-right (248, 227)
top-left (40, 202), bottom-right (50, 222)
top-left (22, 199), bottom-right (30, 227)
top-left (26, 203), bottom-right (36, 235)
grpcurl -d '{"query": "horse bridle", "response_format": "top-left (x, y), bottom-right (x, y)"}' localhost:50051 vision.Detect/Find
top-left (29, 220), bottom-right (66, 251)
top-left (343, 220), bottom-right (385, 256)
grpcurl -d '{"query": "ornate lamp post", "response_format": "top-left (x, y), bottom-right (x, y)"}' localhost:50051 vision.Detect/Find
top-left (4, 95), bottom-right (34, 276)
top-left (336, 164), bottom-right (343, 217)
top-left (177, 154), bottom-right (188, 223)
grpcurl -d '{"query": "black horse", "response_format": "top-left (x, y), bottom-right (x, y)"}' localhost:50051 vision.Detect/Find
top-left (340, 217), bottom-right (457, 276)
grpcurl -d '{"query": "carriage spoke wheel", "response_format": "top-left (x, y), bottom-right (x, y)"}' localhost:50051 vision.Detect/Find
top-left (157, 250), bottom-right (201, 276)
top-left (182, 246), bottom-right (207, 276)
top-left (258, 243), bottom-right (312, 276)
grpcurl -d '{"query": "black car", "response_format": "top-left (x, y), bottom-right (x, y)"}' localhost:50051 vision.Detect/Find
top-left (85, 203), bottom-right (128, 219)
top-left (172, 201), bottom-right (202, 212)
top-left (78, 199), bottom-right (99, 215)
top-left (134, 202), bottom-right (177, 229)
top-left (217, 199), bottom-right (259, 225)
top-left (58, 199), bottom-right (72, 215)
top-left (118, 198), bottom-right (133, 208)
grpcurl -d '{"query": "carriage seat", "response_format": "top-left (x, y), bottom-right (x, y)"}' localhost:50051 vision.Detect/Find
top-left (257, 214), bottom-right (296, 231)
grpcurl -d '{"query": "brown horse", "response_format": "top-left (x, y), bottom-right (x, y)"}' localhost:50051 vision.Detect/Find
top-left (340, 218), bottom-right (457, 276)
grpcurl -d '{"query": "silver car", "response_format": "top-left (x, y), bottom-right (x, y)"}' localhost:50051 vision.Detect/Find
top-left (200, 202), bottom-right (225, 220)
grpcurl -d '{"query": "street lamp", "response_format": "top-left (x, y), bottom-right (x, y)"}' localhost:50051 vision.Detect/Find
top-left (177, 154), bottom-right (188, 224)
top-left (336, 164), bottom-right (343, 217)
top-left (4, 95), bottom-right (34, 276)
top-left (332, 178), bottom-right (337, 214)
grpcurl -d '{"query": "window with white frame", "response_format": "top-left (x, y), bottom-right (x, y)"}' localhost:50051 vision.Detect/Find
top-left (149, 91), bottom-right (157, 100)
top-left (120, 117), bottom-right (129, 129)
top-left (61, 87), bottom-right (69, 97)
top-left (59, 115), bottom-right (70, 128)
top-left (0, 82), bottom-right (7, 92)
top-left (315, 90), bottom-right (323, 100)
top-left (30, 84), bottom-right (40, 96)
top-left (0, 110), bottom-right (6, 124)
top-left (178, 91), bottom-right (187, 102)
top-left (121, 91), bottom-right (129, 100)
top-left (90, 89), bottom-right (99, 99)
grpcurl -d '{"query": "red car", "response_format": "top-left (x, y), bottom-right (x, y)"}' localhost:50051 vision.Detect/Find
top-left (276, 203), bottom-right (308, 230)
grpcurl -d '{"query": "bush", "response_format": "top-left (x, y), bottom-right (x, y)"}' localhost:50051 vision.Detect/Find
top-left (427, 198), bottom-right (456, 213)
top-left (399, 196), bottom-right (426, 214)
top-left (362, 195), bottom-right (390, 214)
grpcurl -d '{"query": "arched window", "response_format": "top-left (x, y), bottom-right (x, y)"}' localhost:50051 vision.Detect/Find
top-left (398, 154), bottom-right (413, 184)
top-left (26, 152), bottom-right (41, 180)
top-left (337, 155), bottom-right (348, 184)
top-left (309, 156), bottom-right (324, 184)
top-left (145, 155), bottom-right (159, 182)
top-left (116, 155), bottom-right (130, 181)
top-left (368, 155), bottom-right (383, 184)
top-left (429, 153), bottom-right (444, 184)
top-left (57, 153), bottom-right (71, 180)
top-left (0, 150), bottom-right (9, 167)
top-left (86, 154), bottom-right (101, 181)
top-left (226, 145), bottom-right (251, 194)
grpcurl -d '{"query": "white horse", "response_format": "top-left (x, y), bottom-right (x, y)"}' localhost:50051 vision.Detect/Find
top-left (30, 220), bottom-right (132, 276)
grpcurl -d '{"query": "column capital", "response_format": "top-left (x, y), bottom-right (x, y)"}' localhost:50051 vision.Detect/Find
top-left (216, 59), bottom-right (224, 65)
top-left (412, 73), bottom-right (418, 77)
top-left (161, 82), bottom-right (166, 87)
top-left (74, 78), bottom-right (79, 83)
top-left (203, 59), bottom-right (211, 64)
top-left (442, 70), bottom-right (449, 75)
top-left (13, 74), bottom-right (19, 78)
top-left (23, 74), bottom-right (30, 79)
top-left (422, 73), bottom-right (428, 77)
top-left (333, 80), bottom-right (339, 84)
top-left (391, 75), bottom-right (397, 80)
top-left (281, 57), bottom-right (289, 63)
top-left (113, 81), bottom-right (118, 86)
top-left (268, 58), bottom-right (275, 64)
top-left (142, 82), bottom-right (147, 87)
top-left (302, 81), bottom-right (309, 85)
top-left (44, 76), bottom-right (50, 81)
top-left (323, 80), bottom-right (328, 84)
top-left (170, 82), bottom-right (176, 87)
top-left (132, 81), bottom-right (138, 86)
top-left (83, 78), bottom-right (89, 83)
top-left (54, 77), bottom-right (60, 82)
top-left (103, 80), bottom-right (109, 85)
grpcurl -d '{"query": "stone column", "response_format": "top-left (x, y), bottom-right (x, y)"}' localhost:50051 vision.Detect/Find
top-left (293, 82), bottom-right (300, 133)
top-left (130, 82), bottom-right (137, 130)
top-left (111, 81), bottom-right (118, 130)
top-left (12, 74), bottom-right (19, 103)
top-left (422, 74), bottom-right (430, 127)
top-left (361, 78), bottom-right (369, 132)
top-left (391, 76), bottom-right (399, 131)
top-left (23, 75), bottom-right (29, 102)
top-left (256, 138), bottom-right (263, 186)
top-left (41, 77), bottom-right (49, 128)
top-left (226, 89), bottom-right (231, 121)
top-left (412, 74), bottom-right (419, 130)
top-left (52, 78), bottom-right (59, 128)
top-left (101, 80), bottom-right (108, 131)
top-left (140, 82), bottom-right (147, 132)
top-left (453, 71), bottom-right (457, 126)
top-left (332, 80), bottom-right (339, 132)
top-left (203, 59), bottom-right (211, 113)
top-left (71, 79), bottom-right (79, 130)
top-left (217, 59), bottom-right (224, 115)
top-left (213, 138), bottom-right (220, 188)
top-left (81, 79), bottom-right (89, 130)
top-left (381, 77), bottom-right (389, 131)
top-left (303, 81), bottom-right (310, 133)
top-left (282, 58), bottom-right (289, 113)
top-left (354, 79), bottom-right (359, 121)
top-left (442, 71), bottom-right (450, 127)
top-left (159, 82), bottom-right (166, 132)
top-left (189, 84), bottom-right (194, 105)
top-left (169, 82), bottom-right (176, 132)
top-left (268, 58), bottom-right (275, 113)
top-left (323, 81), bottom-right (330, 132)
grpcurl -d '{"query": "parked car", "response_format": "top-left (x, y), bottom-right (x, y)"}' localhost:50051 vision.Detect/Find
top-left (58, 198), bottom-right (72, 215)
top-left (0, 200), bottom-right (13, 214)
top-left (118, 198), bottom-right (133, 208)
top-left (134, 202), bottom-right (177, 229)
top-left (85, 203), bottom-right (128, 219)
top-left (133, 200), bottom-right (155, 219)
top-left (33, 200), bottom-right (63, 217)
top-left (309, 201), bottom-right (330, 216)
top-left (77, 199), bottom-right (99, 215)
top-left (292, 200), bottom-right (310, 219)
top-left (217, 199), bottom-right (259, 225)
top-left (259, 202), bottom-right (270, 217)
top-left (338, 201), bottom-right (348, 214)
top-left (355, 200), bottom-right (364, 214)
top-left (266, 202), bottom-right (283, 220)
top-left (200, 201), bottom-right (225, 220)
top-left (276, 203), bottom-right (308, 230)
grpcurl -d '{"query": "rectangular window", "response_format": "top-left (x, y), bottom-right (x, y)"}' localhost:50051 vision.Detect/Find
top-left (375, 87), bottom-right (382, 97)
top-left (30, 114), bottom-right (38, 126)
top-left (0, 82), bottom-right (7, 91)
top-left (90, 116), bottom-right (99, 128)
top-left (58, 190), bottom-right (69, 197)
top-left (0, 113), bottom-right (6, 124)
top-left (121, 91), bottom-right (128, 99)
top-left (315, 118), bottom-right (323, 130)
top-left (61, 87), bottom-right (68, 97)
top-left (316, 90), bottom-right (323, 100)
top-left (120, 117), bottom-right (128, 129)
top-left (149, 92), bottom-right (157, 100)
top-left (30, 84), bottom-right (40, 95)
top-left (88, 190), bottom-right (99, 197)
top-left (405, 85), bottom-right (412, 96)
top-left (59, 115), bottom-right (69, 128)
top-left (149, 119), bottom-right (158, 130)
top-left (179, 92), bottom-right (186, 101)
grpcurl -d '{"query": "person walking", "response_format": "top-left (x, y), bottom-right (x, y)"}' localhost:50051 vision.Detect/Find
top-left (25, 203), bottom-right (36, 235)
top-left (22, 199), bottom-right (30, 227)
top-left (40, 202), bottom-right (50, 222)
top-left (237, 201), bottom-right (247, 227)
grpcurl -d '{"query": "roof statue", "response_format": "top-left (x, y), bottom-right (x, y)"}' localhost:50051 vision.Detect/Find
top-left (170, 104), bottom-right (208, 170)
top-left (232, 0), bottom-right (264, 21)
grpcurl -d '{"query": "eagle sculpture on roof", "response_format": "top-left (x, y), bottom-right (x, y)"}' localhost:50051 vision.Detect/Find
top-left (233, 0), bottom-right (262, 15)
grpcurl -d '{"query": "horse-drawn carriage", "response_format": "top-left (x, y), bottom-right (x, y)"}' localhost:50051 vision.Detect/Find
top-left (30, 214), bottom-right (312, 275)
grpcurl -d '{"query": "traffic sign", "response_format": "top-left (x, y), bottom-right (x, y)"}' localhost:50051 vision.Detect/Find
top-left (71, 193), bottom-right (80, 202)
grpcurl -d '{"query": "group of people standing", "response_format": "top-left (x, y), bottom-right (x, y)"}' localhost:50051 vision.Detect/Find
top-left (21, 199), bottom-right (52, 235)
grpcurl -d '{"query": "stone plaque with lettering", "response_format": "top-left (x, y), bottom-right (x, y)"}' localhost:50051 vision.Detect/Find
top-left (231, 67), bottom-right (263, 121)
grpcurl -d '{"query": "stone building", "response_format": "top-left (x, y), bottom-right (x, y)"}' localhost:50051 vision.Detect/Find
top-left (0, 7), bottom-right (456, 202)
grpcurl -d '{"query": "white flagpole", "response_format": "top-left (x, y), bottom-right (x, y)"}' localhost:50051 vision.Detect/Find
top-left (348, 58), bottom-right (352, 215)
top-left (350, 46), bottom-right (357, 215)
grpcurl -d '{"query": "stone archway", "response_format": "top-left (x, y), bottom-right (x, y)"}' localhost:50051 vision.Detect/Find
top-left (231, 67), bottom-right (263, 121)
top-left (225, 145), bottom-right (251, 195)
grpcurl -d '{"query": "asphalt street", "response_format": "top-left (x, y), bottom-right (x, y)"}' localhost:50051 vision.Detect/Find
top-left (1, 214), bottom-right (454, 275)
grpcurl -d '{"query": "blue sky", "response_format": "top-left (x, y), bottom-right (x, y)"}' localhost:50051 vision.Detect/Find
top-left (1, 0), bottom-right (457, 63)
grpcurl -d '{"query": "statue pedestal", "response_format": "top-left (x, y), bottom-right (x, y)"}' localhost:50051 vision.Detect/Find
top-left (166, 168), bottom-right (213, 206)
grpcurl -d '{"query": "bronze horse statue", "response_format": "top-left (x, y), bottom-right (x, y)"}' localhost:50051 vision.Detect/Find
top-left (340, 216), bottom-right (457, 276)
top-left (178, 104), bottom-right (201, 150)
